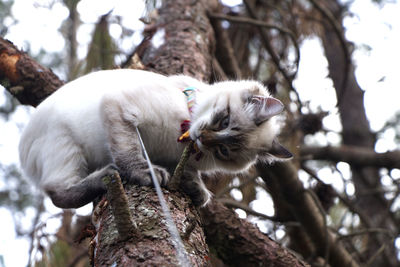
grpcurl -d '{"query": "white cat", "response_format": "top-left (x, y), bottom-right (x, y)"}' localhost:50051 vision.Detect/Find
top-left (19, 69), bottom-right (291, 208)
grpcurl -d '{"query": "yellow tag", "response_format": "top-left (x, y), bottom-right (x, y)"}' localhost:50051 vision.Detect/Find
top-left (178, 130), bottom-right (190, 142)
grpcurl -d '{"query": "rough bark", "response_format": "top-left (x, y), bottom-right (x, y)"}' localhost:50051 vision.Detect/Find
top-left (200, 200), bottom-right (309, 267)
top-left (0, 37), bottom-right (64, 106)
top-left (94, 186), bottom-right (209, 266)
top-left (317, 1), bottom-right (398, 266)
top-left (136, 0), bottom-right (217, 81)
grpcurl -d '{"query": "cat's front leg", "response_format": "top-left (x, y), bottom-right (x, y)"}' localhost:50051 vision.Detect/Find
top-left (101, 98), bottom-right (170, 187)
top-left (181, 167), bottom-right (212, 206)
top-left (121, 160), bottom-right (170, 187)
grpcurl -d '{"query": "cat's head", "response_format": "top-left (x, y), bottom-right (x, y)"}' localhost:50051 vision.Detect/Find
top-left (189, 80), bottom-right (292, 172)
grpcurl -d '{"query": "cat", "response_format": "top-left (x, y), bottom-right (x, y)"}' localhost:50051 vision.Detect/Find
top-left (18, 69), bottom-right (292, 209)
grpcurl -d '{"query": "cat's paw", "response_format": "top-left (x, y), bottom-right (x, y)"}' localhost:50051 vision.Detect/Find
top-left (103, 163), bottom-right (120, 176)
top-left (181, 179), bottom-right (212, 206)
top-left (129, 165), bottom-right (170, 187)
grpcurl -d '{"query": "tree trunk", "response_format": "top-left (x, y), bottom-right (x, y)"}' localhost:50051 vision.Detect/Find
top-left (136, 0), bottom-right (217, 81)
top-left (94, 186), bottom-right (209, 266)
top-left (94, 0), bottom-right (217, 265)
top-left (317, 1), bottom-right (398, 266)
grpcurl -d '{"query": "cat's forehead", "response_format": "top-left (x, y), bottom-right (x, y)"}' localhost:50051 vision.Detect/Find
top-left (213, 80), bottom-right (266, 93)
top-left (210, 80), bottom-right (267, 108)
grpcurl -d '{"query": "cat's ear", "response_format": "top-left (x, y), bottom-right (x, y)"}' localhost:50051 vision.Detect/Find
top-left (247, 95), bottom-right (284, 125)
top-left (261, 139), bottom-right (293, 161)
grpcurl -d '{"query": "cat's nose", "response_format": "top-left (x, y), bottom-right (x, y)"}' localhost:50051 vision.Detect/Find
top-left (198, 130), bottom-right (218, 146)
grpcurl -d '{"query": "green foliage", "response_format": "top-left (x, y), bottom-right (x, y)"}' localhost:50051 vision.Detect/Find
top-left (0, 164), bottom-right (38, 211)
top-left (0, 0), bottom-right (15, 35)
top-left (34, 240), bottom-right (72, 267)
top-left (62, 0), bottom-right (79, 10)
top-left (84, 12), bottom-right (117, 73)
top-left (0, 87), bottom-right (18, 122)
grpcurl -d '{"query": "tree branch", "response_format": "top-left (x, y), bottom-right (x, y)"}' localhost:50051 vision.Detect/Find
top-left (200, 200), bottom-right (309, 267)
top-left (208, 12), bottom-right (300, 71)
top-left (241, 0), bottom-right (301, 104)
top-left (208, 12), bottom-right (242, 79)
top-left (301, 145), bottom-right (400, 169)
top-left (0, 37), bottom-right (64, 106)
top-left (217, 197), bottom-right (276, 221)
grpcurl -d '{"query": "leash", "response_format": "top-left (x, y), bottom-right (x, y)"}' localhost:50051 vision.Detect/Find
top-left (135, 126), bottom-right (191, 267)
top-left (132, 86), bottom-right (199, 265)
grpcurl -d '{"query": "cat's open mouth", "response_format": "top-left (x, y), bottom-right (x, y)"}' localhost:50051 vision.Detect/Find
top-left (177, 129), bottom-right (204, 161)
top-left (193, 140), bottom-right (204, 161)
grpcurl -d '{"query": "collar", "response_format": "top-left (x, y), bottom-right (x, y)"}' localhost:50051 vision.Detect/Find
top-left (182, 86), bottom-right (196, 115)
top-left (178, 86), bottom-right (202, 159)
top-left (178, 86), bottom-right (196, 142)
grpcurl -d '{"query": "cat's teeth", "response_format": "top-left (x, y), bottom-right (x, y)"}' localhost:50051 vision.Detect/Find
top-left (193, 142), bottom-right (200, 152)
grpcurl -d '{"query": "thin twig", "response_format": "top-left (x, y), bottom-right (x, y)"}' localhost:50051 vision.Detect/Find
top-left (241, 0), bottom-right (302, 105)
top-left (26, 196), bottom-right (45, 267)
top-left (217, 198), bottom-right (276, 221)
top-left (338, 228), bottom-right (392, 240)
top-left (304, 189), bottom-right (330, 267)
top-left (208, 14), bottom-right (242, 79)
top-left (215, 175), bottom-right (259, 198)
top-left (168, 141), bottom-right (194, 191)
top-left (366, 243), bottom-right (387, 267)
top-left (208, 11), bottom-right (301, 81)
top-left (211, 57), bottom-right (228, 81)
top-left (301, 163), bottom-right (372, 229)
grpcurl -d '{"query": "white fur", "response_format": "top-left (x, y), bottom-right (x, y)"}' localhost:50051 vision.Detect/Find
top-left (19, 69), bottom-right (282, 205)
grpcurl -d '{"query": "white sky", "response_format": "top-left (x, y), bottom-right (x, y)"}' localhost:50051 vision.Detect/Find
top-left (1, 0), bottom-right (400, 266)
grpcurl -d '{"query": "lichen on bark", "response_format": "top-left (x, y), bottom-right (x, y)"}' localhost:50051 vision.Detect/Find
top-left (94, 185), bottom-right (210, 266)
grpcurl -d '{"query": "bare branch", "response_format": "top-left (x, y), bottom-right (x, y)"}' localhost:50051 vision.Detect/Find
top-left (257, 161), bottom-right (360, 267)
top-left (241, 0), bottom-right (301, 106)
top-left (208, 13), bottom-right (242, 79)
top-left (0, 37), bottom-right (64, 106)
top-left (301, 145), bottom-right (400, 169)
top-left (217, 197), bottom-right (276, 221)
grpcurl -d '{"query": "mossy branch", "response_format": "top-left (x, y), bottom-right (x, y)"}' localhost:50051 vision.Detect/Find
top-left (102, 171), bottom-right (139, 240)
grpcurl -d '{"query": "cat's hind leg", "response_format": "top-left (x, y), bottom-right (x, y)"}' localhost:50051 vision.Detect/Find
top-left (39, 133), bottom-right (115, 209)
top-left (44, 164), bottom-right (117, 209)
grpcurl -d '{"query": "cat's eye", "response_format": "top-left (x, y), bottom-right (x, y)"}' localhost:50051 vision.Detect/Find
top-left (219, 116), bottom-right (230, 130)
top-left (217, 144), bottom-right (229, 158)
